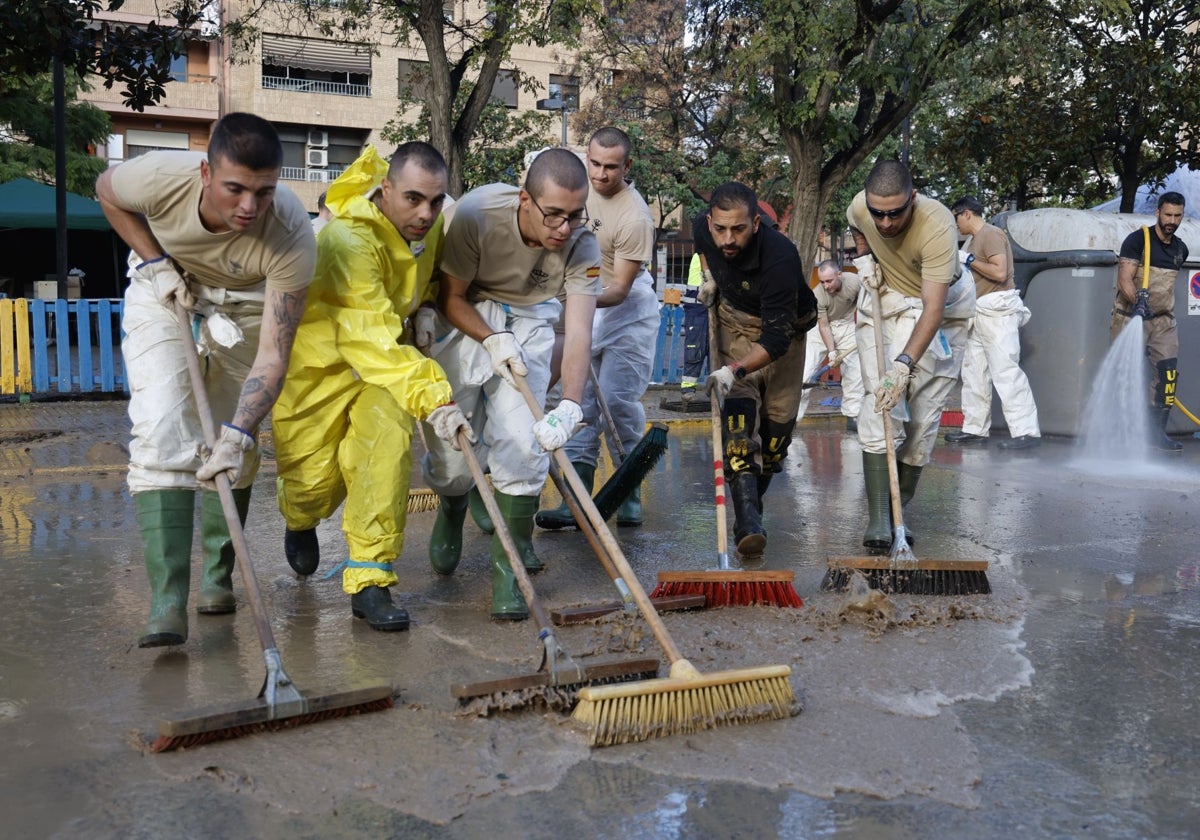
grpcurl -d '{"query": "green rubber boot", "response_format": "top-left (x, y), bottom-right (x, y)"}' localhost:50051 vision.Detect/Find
top-left (534, 461), bottom-right (594, 530)
top-left (489, 492), bottom-right (537, 620)
top-left (896, 462), bottom-right (921, 546)
top-left (862, 452), bottom-right (892, 552)
top-left (616, 485), bottom-right (643, 527)
top-left (468, 485), bottom-right (495, 534)
top-left (494, 490), bottom-right (544, 573)
top-left (196, 488), bottom-right (251, 615)
top-left (430, 494), bottom-right (469, 575)
top-left (136, 489), bottom-right (195, 648)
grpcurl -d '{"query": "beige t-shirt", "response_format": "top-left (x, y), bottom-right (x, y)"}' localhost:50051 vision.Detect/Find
top-left (110, 150), bottom-right (316, 293)
top-left (846, 192), bottom-right (959, 298)
top-left (441, 183), bottom-right (601, 305)
top-left (816, 271), bottom-right (861, 323)
top-left (967, 222), bottom-right (1015, 297)
top-left (586, 182), bottom-right (655, 284)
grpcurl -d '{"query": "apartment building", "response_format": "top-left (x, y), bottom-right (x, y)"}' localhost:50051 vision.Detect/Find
top-left (81, 0), bottom-right (597, 214)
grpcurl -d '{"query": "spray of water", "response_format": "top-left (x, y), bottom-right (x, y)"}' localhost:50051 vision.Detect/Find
top-left (1074, 316), bottom-right (1151, 470)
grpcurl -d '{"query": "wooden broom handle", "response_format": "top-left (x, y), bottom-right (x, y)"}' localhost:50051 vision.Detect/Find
top-left (173, 301), bottom-right (278, 651)
top-left (867, 283), bottom-right (906, 530)
top-left (515, 374), bottom-right (686, 665)
top-left (704, 280), bottom-right (730, 564)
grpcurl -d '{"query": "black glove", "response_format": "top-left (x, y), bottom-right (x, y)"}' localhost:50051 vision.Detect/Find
top-left (1133, 289), bottom-right (1151, 319)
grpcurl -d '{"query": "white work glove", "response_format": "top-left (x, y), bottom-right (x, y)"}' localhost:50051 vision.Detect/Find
top-left (196, 423), bottom-right (256, 489)
top-left (427, 402), bottom-right (475, 451)
top-left (412, 305), bottom-right (437, 353)
top-left (481, 331), bottom-right (528, 387)
top-left (697, 271), bottom-right (718, 308)
top-left (533, 399), bottom-right (583, 451)
top-left (826, 349), bottom-right (846, 368)
top-left (139, 256), bottom-right (195, 310)
top-left (704, 365), bottom-right (738, 401)
top-left (852, 254), bottom-right (882, 290)
top-left (874, 358), bottom-right (912, 414)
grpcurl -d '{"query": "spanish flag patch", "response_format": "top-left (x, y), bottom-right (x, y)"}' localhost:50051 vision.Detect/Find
top-left (587, 266), bottom-right (601, 280)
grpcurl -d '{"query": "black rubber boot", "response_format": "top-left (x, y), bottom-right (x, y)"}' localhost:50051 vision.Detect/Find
top-left (467, 485), bottom-right (495, 534)
top-left (729, 471), bottom-right (766, 558)
top-left (616, 485), bottom-right (643, 527)
top-left (534, 461), bottom-right (594, 530)
top-left (197, 487), bottom-right (250, 614)
top-left (136, 490), bottom-right (195, 648)
top-left (350, 585), bottom-right (410, 631)
top-left (1153, 407), bottom-right (1182, 452)
top-left (489, 492), bottom-right (534, 620)
top-left (429, 494), bottom-right (469, 575)
top-left (756, 471), bottom-right (774, 505)
top-left (284, 527), bottom-right (320, 576)
top-left (862, 452), bottom-right (892, 552)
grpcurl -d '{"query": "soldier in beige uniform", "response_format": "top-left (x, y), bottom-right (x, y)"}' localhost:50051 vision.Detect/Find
top-left (796, 260), bottom-right (863, 430)
top-left (847, 160), bottom-right (975, 552)
top-left (95, 113), bottom-right (314, 648)
top-left (422, 149), bottom-right (601, 619)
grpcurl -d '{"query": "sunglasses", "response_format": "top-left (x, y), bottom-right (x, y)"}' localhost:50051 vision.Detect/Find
top-left (866, 192), bottom-right (914, 220)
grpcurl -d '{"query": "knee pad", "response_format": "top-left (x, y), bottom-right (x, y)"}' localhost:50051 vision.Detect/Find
top-left (761, 418), bottom-right (796, 472)
top-left (1156, 358), bottom-right (1178, 408)
top-left (722, 397), bottom-right (760, 473)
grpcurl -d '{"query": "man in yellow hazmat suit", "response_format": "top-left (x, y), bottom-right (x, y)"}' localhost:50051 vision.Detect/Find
top-left (272, 143), bottom-right (473, 630)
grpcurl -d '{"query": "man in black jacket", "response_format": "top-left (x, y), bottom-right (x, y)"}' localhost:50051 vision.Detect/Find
top-left (697, 182), bottom-right (817, 561)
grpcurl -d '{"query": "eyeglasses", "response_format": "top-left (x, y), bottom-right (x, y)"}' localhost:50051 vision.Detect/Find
top-left (866, 192), bottom-right (914, 220)
top-left (952, 210), bottom-right (965, 219)
top-left (529, 195), bottom-right (589, 230)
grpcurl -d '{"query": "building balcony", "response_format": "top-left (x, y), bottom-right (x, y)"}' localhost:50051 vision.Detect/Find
top-left (83, 74), bottom-right (219, 118)
top-left (262, 76), bottom-right (371, 98)
top-left (281, 166), bottom-right (348, 183)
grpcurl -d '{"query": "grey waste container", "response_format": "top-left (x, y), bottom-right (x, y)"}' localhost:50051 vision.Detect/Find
top-left (991, 208), bottom-right (1200, 437)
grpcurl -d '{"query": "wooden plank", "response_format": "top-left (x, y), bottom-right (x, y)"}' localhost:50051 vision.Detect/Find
top-left (76, 300), bottom-right (93, 393)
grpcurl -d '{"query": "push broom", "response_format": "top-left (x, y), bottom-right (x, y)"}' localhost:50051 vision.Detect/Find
top-left (585, 364), bottom-right (671, 522)
top-left (515, 375), bottom-right (799, 746)
top-left (450, 430), bottom-right (659, 714)
top-left (650, 285), bottom-right (803, 608)
top-left (147, 303), bottom-right (395, 752)
top-left (821, 280), bottom-right (990, 595)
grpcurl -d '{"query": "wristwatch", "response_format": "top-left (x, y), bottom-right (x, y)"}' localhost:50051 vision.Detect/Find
top-left (895, 353), bottom-right (915, 370)
top-left (965, 253), bottom-right (976, 267)
top-left (731, 363), bottom-right (749, 380)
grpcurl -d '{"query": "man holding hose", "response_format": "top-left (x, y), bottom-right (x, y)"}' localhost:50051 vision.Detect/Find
top-left (846, 160), bottom-right (975, 553)
top-left (96, 113), bottom-right (315, 648)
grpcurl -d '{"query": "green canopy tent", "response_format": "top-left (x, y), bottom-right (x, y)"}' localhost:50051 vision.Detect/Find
top-left (0, 177), bottom-right (125, 298)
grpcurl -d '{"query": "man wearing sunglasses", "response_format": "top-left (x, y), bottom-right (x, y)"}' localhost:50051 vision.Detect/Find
top-left (697, 182), bottom-right (818, 562)
top-left (846, 160), bottom-right (976, 552)
top-left (420, 148), bottom-right (601, 620)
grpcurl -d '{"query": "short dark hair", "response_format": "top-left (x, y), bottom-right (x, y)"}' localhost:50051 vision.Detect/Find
top-left (588, 126), bottom-right (632, 160)
top-left (389, 141), bottom-right (448, 180)
top-left (864, 160), bottom-right (913, 198)
top-left (710, 182), bottom-right (758, 218)
top-left (525, 147), bottom-right (588, 197)
top-left (316, 191), bottom-right (328, 211)
top-left (1158, 191), bottom-right (1186, 209)
top-left (951, 196), bottom-right (984, 216)
top-left (207, 112), bottom-right (283, 171)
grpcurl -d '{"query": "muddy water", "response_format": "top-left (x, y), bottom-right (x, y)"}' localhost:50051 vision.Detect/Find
top-left (1, 402), bottom-right (1198, 838)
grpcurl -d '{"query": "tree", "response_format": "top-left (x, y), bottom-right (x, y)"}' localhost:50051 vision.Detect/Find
top-left (0, 1), bottom-right (200, 112)
top-left (235, 0), bottom-right (605, 197)
top-left (0, 74), bottom-right (112, 196)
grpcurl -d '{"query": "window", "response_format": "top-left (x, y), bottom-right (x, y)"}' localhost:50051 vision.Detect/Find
top-left (275, 123), bottom-right (367, 181)
top-left (261, 34), bottom-right (372, 97)
top-left (548, 74), bottom-right (579, 109)
top-left (398, 59), bottom-right (431, 101)
top-left (443, 0), bottom-right (455, 22)
top-left (491, 70), bottom-right (518, 109)
top-left (125, 129), bottom-right (190, 158)
top-left (168, 52), bottom-right (187, 83)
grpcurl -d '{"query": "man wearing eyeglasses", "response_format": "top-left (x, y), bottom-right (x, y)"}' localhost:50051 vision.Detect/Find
top-left (846, 160), bottom-right (976, 553)
top-left (420, 148), bottom-right (601, 620)
top-left (697, 182), bottom-right (817, 562)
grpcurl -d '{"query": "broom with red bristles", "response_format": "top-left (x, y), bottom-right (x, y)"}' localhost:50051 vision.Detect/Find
top-left (649, 277), bottom-right (802, 608)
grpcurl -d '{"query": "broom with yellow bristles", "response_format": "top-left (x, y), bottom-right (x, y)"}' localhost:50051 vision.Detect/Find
top-left (515, 374), bottom-right (800, 746)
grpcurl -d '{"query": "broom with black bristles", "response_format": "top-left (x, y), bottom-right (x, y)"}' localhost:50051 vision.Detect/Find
top-left (650, 283), bottom-right (803, 608)
top-left (148, 303), bottom-right (396, 753)
top-left (514, 374), bottom-right (800, 746)
top-left (450, 427), bottom-right (659, 714)
top-left (821, 277), bottom-right (990, 596)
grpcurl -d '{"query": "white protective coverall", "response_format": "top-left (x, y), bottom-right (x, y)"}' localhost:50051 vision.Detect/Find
top-left (273, 147), bottom-right (453, 595)
top-left (959, 289), bottom-right (1039, 438)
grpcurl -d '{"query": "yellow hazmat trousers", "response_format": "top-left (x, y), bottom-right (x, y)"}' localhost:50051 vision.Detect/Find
top-left (273, 147), bottom-right (453, 595)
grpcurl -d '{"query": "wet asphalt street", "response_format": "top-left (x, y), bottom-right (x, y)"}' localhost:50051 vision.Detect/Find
top-left (1, 392), bottom-right (1198, 839)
